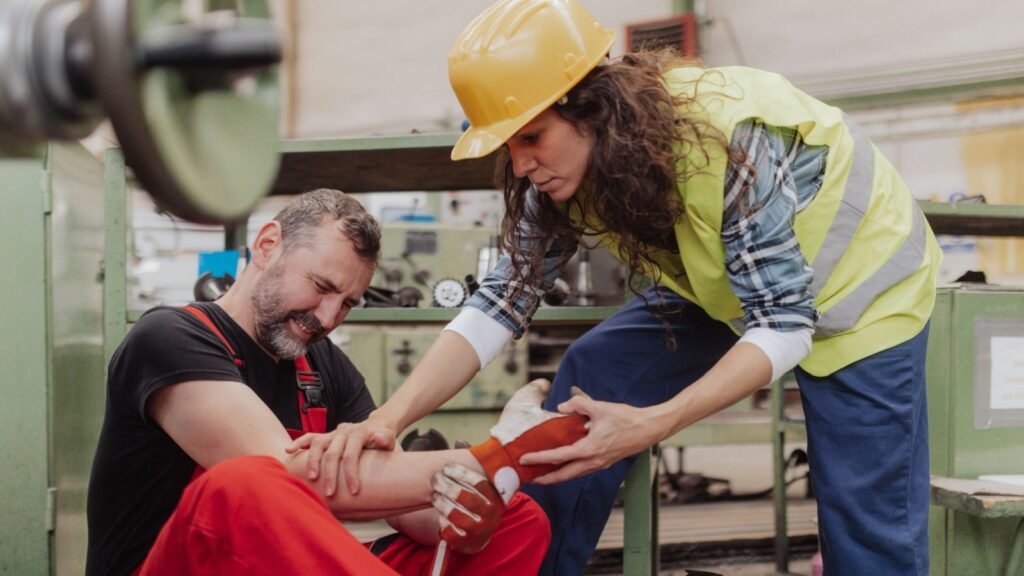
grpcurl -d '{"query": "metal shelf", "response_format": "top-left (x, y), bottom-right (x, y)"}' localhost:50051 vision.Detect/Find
top-left (273, 134), bottom-right (496, 195)
top-left (274, 135), bottom-right (1024, 237)
top-left (919, 200), bottom-right (1024, 237)
top-left (344, 305), bottom-right (619, 325)
top-left (664, 410), bottom-right (774, 446)
top-left (125, 306), bottom-right (620, 326)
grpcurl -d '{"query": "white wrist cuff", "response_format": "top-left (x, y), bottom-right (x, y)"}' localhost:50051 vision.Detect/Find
top-left (443, 307), bottom-right (514, 368)
top-left (738, 327), bottom-right (812, 382)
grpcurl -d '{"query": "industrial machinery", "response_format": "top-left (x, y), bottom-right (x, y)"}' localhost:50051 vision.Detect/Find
top-left (335, 325), bottom-right (528, 413)
top-left (928, 284), bottom-right (1024, 575)
top-left (1, 142), bottom-right (112, 576)
top-left (336, 224), bottom-right (530, 415)
top-left (368, 223), bottom-right (626, 309)
top-left (1, 1), bottom-right (281, 573)
top-left (0, 0), bottom-right (281, 223)
top-left (370, 224), bottom-right (499, 308)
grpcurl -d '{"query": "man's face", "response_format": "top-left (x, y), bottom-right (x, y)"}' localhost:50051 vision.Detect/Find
top-left (251, 221), bottom-right (374, 360)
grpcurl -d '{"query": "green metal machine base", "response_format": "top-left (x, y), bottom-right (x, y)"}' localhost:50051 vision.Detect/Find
top-left (929, 285), bottom-right (1024, 576)
top-left (0, 143), bottom-right (111, 575)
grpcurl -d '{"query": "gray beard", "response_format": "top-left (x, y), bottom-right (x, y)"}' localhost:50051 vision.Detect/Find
top-left (251, 264), bottom-right (316, 360)
top-left (259, 319), bottom-right (309, 361)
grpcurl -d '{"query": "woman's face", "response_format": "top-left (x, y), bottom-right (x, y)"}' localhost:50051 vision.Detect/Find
top-left (506, 108), bottom-right (593, 203)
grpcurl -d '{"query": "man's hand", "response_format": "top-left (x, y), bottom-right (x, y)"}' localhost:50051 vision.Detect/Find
top-left (469, 379), bottom-right (589, 502)
top-left (285, 416), bottom-right (397, 496)
top-left (431, 463), bottom-right (504, 555)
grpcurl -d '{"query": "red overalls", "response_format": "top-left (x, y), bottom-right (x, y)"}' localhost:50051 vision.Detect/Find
top-left (127, 306), bottom-right (548, 576)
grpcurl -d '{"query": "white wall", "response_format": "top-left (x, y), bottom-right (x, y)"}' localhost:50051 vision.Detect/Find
top-left (287, 0), bottom-right (1024, 138)
top-left (288, 1), bottom-right (672, 138)
top-left (698, 0), bottom-right (1024, 87)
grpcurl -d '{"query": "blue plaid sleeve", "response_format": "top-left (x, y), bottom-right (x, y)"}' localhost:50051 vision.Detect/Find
top-left (722, 120), bottom-right (826, 332)
top-left (463, 187), bottom-right (578, 338)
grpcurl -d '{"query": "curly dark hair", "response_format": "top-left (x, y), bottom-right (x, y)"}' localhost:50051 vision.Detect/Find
top-left (496, 50), bottom-right (749, 310)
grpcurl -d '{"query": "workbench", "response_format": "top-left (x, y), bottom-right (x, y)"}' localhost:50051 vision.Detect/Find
top-left (931, 477), bottom-right (1024, 576)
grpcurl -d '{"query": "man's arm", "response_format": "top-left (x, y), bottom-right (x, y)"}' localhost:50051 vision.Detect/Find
top-left (289, 447), bottom-right (481, 520)
top-left (384, 508), bottom-right (442, 545)
top-left (149, 379), bottom-right (481, 520)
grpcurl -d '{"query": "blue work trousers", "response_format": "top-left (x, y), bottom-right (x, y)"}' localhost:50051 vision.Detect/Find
top-left (522, 288), bottom-right (930, 576)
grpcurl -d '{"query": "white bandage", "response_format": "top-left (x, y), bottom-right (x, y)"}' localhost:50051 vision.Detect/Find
top-left (443, 307), bottom-right (514, 369)
top-left (738, 327), bottom-right (813, 382)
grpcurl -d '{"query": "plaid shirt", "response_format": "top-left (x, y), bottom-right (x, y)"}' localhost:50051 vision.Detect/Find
top-left (464, 119), bottom-right (826, 338)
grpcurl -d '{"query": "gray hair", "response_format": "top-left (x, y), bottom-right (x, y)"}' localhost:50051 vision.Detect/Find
top-left (273, 188), bottom-right (381, 265)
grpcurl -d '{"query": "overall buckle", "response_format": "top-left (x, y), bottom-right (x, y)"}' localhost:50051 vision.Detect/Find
top-left (296, 371), bottom-right (325, 411)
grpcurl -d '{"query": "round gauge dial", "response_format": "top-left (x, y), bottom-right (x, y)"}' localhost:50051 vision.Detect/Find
top-left (432, 278), bottom-right (468, 308)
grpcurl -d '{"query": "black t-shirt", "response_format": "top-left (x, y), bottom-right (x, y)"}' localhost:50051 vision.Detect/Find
top-left (85, 302), bottom-right (376, 576)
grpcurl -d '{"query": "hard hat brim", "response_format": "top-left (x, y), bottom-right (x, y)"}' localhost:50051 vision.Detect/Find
top-left (451, 125), bottom-right (507, 161)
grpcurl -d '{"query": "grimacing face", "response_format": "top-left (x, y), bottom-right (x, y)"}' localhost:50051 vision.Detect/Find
top-left (251, 259), bottom-right (323, 360)
top-left (506, 107), bottom-right (593, 203)
top-left (250, 222), bottom-right (374, 360)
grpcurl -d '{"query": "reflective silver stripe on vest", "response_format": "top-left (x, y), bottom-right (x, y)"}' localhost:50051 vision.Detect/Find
top-left (730, 318), bottom-right (746, 335)
top-left (808, 116), bottom-right (873, 298)
top-left (808, 116), bottom-right (930, 336)
top-left (816, 204), bottom-right (927, 336)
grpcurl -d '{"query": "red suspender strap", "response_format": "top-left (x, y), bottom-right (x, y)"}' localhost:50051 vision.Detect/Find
top-left (295, 355), bottom-right (328, 434)
top-left (182, 305), bottom-right (243, 368)
top-left (180, 305), bottom-right (327, 434)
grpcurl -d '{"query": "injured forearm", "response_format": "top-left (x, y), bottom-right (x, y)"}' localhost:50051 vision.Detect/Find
top-left (284, 447), bottom-right (483, 521)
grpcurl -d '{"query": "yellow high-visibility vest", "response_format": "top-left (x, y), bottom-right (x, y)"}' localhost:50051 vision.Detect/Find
top-left (592, 66), bottom-right (940, 376)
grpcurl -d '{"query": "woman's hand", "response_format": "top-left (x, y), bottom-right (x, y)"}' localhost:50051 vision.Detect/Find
top-left (285, 416), bottom-right (397, 496)
top-left (468, 378), bottom-right (589, 501)
top-left (517, 393), bottom-right (659, 484)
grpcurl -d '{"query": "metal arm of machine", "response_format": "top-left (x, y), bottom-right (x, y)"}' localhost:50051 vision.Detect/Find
top-left (0, 0), bottom-right (282, 224)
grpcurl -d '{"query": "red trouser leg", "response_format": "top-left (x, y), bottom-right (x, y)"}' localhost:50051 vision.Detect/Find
top-left (136, 455), bottom-right (397, 576)
top-left (374, 492), bottom-right (551, 576)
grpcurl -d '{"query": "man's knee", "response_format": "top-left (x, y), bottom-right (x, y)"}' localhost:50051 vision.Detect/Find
top-left (502, 493), bottom-right (551, 550)
top-left (186, 455), bottom-right (292, 506)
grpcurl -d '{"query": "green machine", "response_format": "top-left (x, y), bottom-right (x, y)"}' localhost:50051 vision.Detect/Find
top-left (0, 0), bottom-right (282, 573)
top-left (335, 325), bottom-right (528, 444)
top-left (929, 284), bottom-right (1024, 575)
top-left (0, 143), bottom-right (108, 576)
top-left (372, 223), bottom-right (503, 308)
top-left (0, 0), bottom-right (281, 223)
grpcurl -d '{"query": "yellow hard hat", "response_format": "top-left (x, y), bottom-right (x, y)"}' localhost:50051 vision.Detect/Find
top-left (448, 0), bottom-right (615, 161)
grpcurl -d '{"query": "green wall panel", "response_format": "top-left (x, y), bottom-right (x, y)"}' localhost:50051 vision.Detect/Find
top-left (928, 286), bottom-right (1024, 576)
top-left (0, 143), bottom-right (107, 576)
top-left (0, 157), bottom-right (50, 575)
top-left (48, 143), bottom-right (107, 576)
